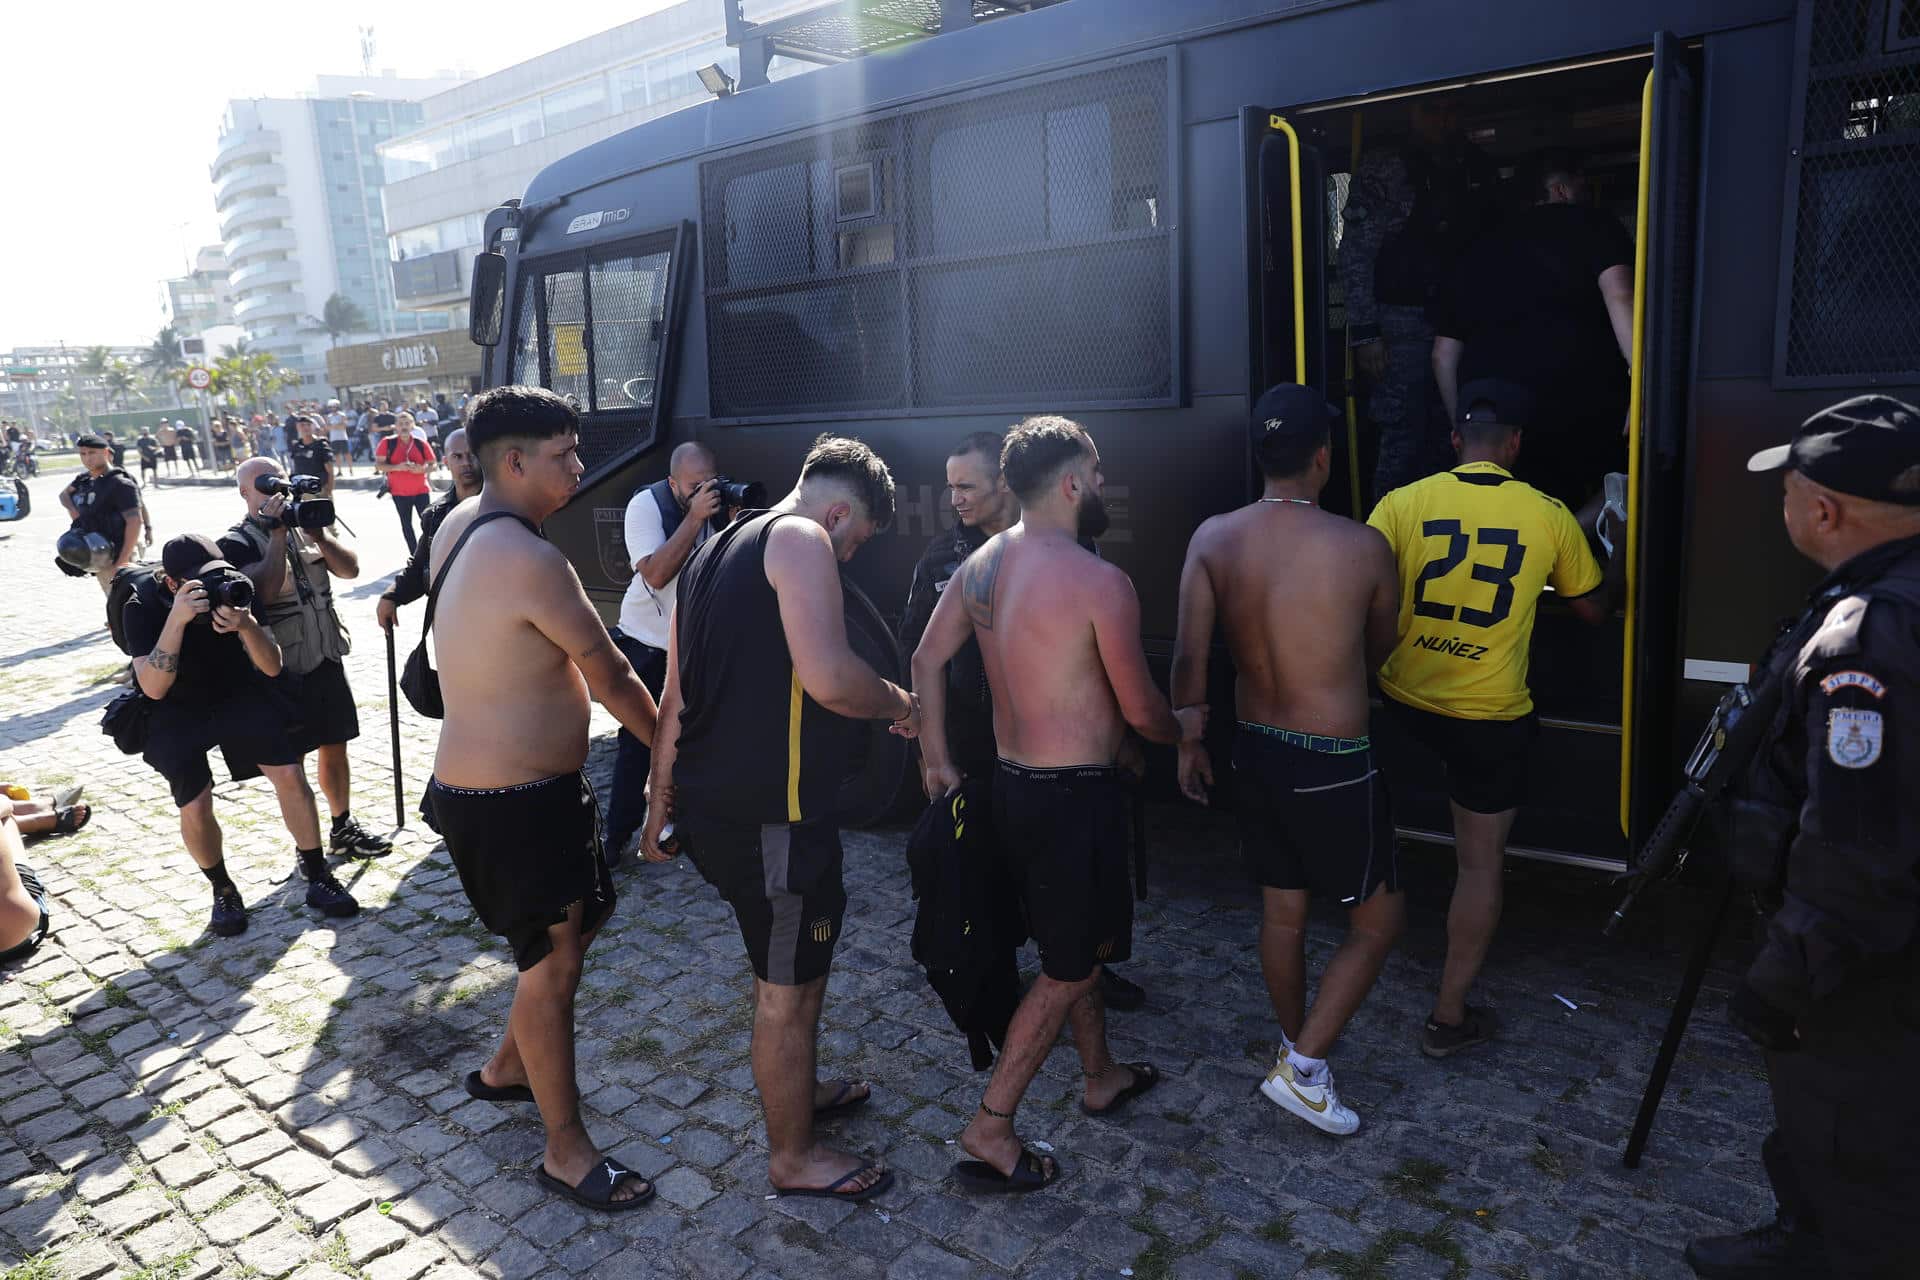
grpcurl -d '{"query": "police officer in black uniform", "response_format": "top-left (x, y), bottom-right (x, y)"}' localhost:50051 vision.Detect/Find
top-left (1686, 395), bottom-right (1920, 1280)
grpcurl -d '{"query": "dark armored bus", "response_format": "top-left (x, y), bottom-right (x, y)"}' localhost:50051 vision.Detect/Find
top-left (464, 0), bottom-right (1920, 866)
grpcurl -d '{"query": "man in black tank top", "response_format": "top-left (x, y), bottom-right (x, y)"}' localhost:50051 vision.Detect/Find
top-left (644, 436), bottom-right (917, 1204)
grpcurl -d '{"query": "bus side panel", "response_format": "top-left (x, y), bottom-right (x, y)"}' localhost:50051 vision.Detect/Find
top-left (1673, 19), bottom-right (1811, 764)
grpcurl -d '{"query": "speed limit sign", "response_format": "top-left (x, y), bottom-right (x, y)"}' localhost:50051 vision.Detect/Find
top-left (186, 367), bottom-right (212, 390)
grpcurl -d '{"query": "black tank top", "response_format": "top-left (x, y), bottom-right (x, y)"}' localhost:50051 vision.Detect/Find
top-left (673, 511), bottom-right (855, 824)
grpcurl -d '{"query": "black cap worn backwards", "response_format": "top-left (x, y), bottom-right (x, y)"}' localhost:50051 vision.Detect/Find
top-left (1457, 378), bottom-right (1535, 431)
top-left (75, 433), bottom-right (107, 448)
top-left (1250, 383), bottom-right (1339, 464)
top-left (161, 533), bottom-right (233, 584)
top-left (1747, 394), bottom-right (1920, 506)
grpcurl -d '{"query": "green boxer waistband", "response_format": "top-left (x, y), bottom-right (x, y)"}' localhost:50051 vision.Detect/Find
top-left (1237, 721), bottom-right (1371, 755)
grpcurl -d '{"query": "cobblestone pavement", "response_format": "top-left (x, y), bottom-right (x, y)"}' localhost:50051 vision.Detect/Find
top-left (1, 473), bottom-right (1778, 1280)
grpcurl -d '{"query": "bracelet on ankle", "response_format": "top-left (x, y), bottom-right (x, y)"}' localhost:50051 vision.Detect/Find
top-left (978, 1101), bottom-right (1014, 1120)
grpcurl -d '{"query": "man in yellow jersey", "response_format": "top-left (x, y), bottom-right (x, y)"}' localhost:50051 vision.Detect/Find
top-left (1368, 378), bottom-right (1621, 1057)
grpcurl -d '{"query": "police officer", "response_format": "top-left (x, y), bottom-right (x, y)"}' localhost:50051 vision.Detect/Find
top-left (57, 433), bottom-right (144, 594)
top-left (1686, 395), bottom-right (1920, 1280)
top-left (1339, 97), bottom-right (1496, 503)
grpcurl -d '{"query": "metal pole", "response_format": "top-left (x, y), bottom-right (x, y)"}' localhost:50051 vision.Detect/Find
top-left (1622, 875), bottom-right (1735, 1167)
top-left (386, 627), bottom-right (404, 832)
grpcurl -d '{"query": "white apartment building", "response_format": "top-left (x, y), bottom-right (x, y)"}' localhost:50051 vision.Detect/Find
top-left (212, 74), bottom-right (466, 394)
top-left (378, 0), bottom-right (815, 326)
top-left (164, 245), bottom-right (236, 335)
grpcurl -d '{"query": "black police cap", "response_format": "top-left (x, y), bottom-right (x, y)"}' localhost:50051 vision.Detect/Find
top-left (1457, 378), bottom-right (1534, 431)
top-left (75, 433), bottom-right (107, 449)
top-left (161, 533), bottom-right (234, 584)
top-left (1747, 394), bottom-right (1920, 506)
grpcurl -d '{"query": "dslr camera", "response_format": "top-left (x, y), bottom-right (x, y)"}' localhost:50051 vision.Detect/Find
top-left (709, 476), bottom-right (768, 508)
top-left (196, 564), bottom-right (256, 617)
top-left (254, 473), bottom-right (335, 530)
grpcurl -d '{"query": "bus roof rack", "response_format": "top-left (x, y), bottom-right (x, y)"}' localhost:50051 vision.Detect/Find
top-left (726, 0), bottom-right (1070, 88)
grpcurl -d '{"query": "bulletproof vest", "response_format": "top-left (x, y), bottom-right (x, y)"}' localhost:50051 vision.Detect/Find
top-left (226, 520), bottom-right (350, 674)
top-left (71, 469), bottom-right (135, 541)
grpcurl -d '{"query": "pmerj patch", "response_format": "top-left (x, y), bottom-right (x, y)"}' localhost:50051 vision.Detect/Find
top-left (1826, 708), bottom-right (1885, 769)
top-left (1819, 669), bottom-right (1888, 699)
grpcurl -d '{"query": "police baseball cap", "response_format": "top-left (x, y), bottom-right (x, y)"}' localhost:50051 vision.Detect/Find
top-left (75, 433), bottom-right (107, 449)
top-left (1250, 383), bottom-right (1339, 464)
top-left (374, 412), bottom-right (396, 428)
top-left (1746, 394), bottom-right (1920, 505)
top-left (1457, 378), bottom-right (1534, 430)
top-left (161, 533), bottom-right (232, 583)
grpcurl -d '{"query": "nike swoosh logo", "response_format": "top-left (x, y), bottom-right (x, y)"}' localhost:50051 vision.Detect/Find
top-left (1283, 1076), bottom-right (1328, 1113)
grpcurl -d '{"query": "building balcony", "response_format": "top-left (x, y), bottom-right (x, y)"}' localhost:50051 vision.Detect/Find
top-left (226, 225), bottom-right (298, 263)
top-left (233, 289), bottom-right (306, 325)
top-left (219, 195), bottom-right (293, 239)
top-left (213, 127), bottom-right (279, 177)
top-left (214, 162), bottom-right (286, 211)
top-left (228, 258), bottom-right (303, 294)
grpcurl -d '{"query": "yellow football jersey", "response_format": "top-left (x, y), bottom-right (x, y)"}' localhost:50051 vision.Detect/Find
top-left (1367, 462), bottom-right (1604, 720)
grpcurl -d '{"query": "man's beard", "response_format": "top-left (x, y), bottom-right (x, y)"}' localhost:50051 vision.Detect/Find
top-left (1076, 488), bottom-right (1110, 540)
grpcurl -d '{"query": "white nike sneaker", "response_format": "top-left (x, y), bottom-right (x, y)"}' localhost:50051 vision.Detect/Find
top-left (1260, 1057), bottom-right (1360, 1136)
top-left (1597, 471), bottom-right (1628, 556)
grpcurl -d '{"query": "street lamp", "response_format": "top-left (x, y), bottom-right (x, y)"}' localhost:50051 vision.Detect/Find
top-left (697, 63), bottom-right (736, 98)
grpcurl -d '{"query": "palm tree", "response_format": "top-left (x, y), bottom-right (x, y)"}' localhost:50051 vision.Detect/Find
top-left (76, 345), bottom-right (114, 414)
top-left (140, 325), bottom-right (185, 375)
top-left (211, 351), bottom-right (289, 413)
top-left (306, 293), bottom-right (370, 348)
top-left (102, 361), bottom-right (144, 410)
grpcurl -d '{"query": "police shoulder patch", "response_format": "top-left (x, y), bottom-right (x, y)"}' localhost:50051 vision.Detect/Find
top-left (1826, 708), bottom-right (1884, 770)
top-left (1819, 669), bottom-right (1888, 699)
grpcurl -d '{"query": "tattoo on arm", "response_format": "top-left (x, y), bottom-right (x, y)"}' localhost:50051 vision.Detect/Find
top-left (148, 646), bottom-right (179, 673)
top-left (961, 538), bottom-right (1005, 630)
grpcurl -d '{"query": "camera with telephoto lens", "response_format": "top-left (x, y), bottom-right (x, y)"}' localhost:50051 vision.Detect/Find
top-left (195, 564), bottom-right (255, 618)
top-left (254, 473), bottom-right (335, 530)
top-left (709, 476), bottom-right (768, 509)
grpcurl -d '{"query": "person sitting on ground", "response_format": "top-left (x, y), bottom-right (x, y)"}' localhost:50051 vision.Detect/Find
top-left (0, 798), bottom-right (53, 965)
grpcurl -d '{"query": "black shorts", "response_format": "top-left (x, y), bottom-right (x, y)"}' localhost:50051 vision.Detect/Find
top-left (1386, 696), bottom-right (1539, 815)
top-left (1232, 724), bottom-right (1397, 905)
top-left (162, 445), bottom-right (177, 462)
top-left (288, 659), bottom-right (359, 752)
top-left (144, 689), bottom-right (302, 808)
top-left (681, 814), bottom-right (845, 986)
top-left (426, 772), bottom-right (614, 972)
top-left (993, 759), bottom-right (1132, 983)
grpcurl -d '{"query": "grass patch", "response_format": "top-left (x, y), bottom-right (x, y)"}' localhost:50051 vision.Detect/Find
top-left (1129, 1235), bottom-right (1179, 1280)
top-left (1, 1254), bottom-right (62, 1280)
top-left (100, 983), bottom-right (132, 1008)
top-left (610, 1032), bottom-right (665, 1063)
top-left (1260, 1213), bottom-right (1296, 1244)
top-left (1528, 1142), bottom-right (1570, 1181)
top-left (1382, 1156), bottom-right (1452, 1211)
top-left (148, 1100), bottom-right (187, 1121)
top-left (1490, 1265), bottom-right (1532, 1280)
top-left (319, 1232), bottom-right (367, 1280)
top-left (123, 1251), bottom-right (199, 1280)
top-left (1307, 1223), bottom-right (1468, 1280)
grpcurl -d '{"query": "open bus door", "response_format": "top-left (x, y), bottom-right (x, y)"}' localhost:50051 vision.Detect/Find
top-left (1244, 110), bottom-right (1352, 512)
top-left (1621, 34), bottom-right (1702, 853)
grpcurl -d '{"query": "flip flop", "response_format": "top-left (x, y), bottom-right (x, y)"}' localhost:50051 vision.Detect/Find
top-left (533, 1156), bottom-right (653, 1212)
top-left (1080, 1062), bottom-right (1160, 1118)
top-left (773, 1163), bottom-right (894, 1203)
top-left (464, 1069), bottom-right (534, 1105)
top-left (51, 785), bottom-right (83, 810)
top-left (953, 1148), bottom-right (1062, 1195)
top-left (52, 804), bottom-right (89, 836)
top-left (814, 1080), bottom-right (872, 1118)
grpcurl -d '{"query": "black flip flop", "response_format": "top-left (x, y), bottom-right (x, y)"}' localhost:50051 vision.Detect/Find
top-left (773, 1164), bottom-right (894, 1203)
top-left (464, 1070), bottom-right (534, 1105)
top-left (532, 1156), bottom-right (654, 1212)
top-left (52, 804), bottom-right (89, 836)
top-left (953, 1148), bottom-right (1062, 1195)
top-left (1080, 1061), bottom-right (1161, 1117)
top-left (814, 1080), bottom-right (872, 1118)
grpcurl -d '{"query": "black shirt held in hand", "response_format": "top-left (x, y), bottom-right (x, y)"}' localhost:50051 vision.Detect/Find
top-left (120, 581), bottom-right (252, 708)
top-left (289, 437), bottom-right (333, 483)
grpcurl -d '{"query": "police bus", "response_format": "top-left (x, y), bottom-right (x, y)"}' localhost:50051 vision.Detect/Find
top-left (461, 0), bottom-right (1919, 867)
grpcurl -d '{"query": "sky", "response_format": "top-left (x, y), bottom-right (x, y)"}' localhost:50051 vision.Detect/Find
top-left (0, 0), bottom-right (688, 354)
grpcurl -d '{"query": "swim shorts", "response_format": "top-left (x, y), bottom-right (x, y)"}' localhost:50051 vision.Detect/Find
top-left (426, 771), bottom-right (614, 971)
top-left (679, 813), bottom-right (846, 986)
top-left (1232, 722), bottom-right (1397, 905)
top-left (1385, 697), bottom-right (1539, 815)
top-left (992, 758), bottom-right (1132, 983)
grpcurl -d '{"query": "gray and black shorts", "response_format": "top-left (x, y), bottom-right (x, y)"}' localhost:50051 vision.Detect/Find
top-left (680, 813), bottom-right (846, 986)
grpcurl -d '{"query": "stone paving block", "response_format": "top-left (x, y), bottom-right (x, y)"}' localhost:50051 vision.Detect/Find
top-left (949, 1215), bottom-right (1038, 1271)
top-left (107, 1019), bottom-right (163, 1057)
top-left (396, 1121), bottom-right (465, 1160)
top-left (0, 1196), bottom-right (81, 1249)
top-left (514, 1198), bottom-right (588, 1248)
top-left (473, 1174), bottom-right (544, 1222)
top-left (153, 1145), bottom-right (220, 1189)
top-left (48, 1238), bottom-right (118, 1280)
top-left (334, 1136), bottom-right (403, 1177)
top-left (366, 1238), bottom-right (448, 1280)
top-left (335, 1205), bottom-right (413, 1266)
top-left (38, 1131), bottom-right (109, 1174)
top-left (228, 1129), bottom-right (296, 1168)
top-left (476, 1235), bottom-right (545, 1279)
top-left (122, 1215), bottom-right (202, 1266)
top-left (390, 1182), bottom-right (469, 1233)
top-left (72, 1156), bottom-right (136, 1203)
top-left (13, 1106), bottom-right (87, 1148)
top-left (180, 1170), bottom-right (245, 1216)
top-left (552, 1230), bottom-right (624, 1272)
top-left (256, 1148), bottom-right (335, 1197)
top-left (293, 1177), bottom-right (374, 1230)
top-left (676, 1234), bottom-right (754, 1280)
top-left (0, 1086), bottom-right (63, 1124)
top-left (437, 1141), bottom-right (502, 1188)
top-left (203, 1192), bottom-right (281, 1245)
top-left (207, 1109), bottom-right (272, 1146)
top-left (178, 1085), bottom-right (247, 1128)
top-left (440, 1209), bottom-right (509, 1264)
top-left (85, 1187), bottom-right (174, 1239)
top-left (655, 1164), bottom-right (718, 1211)
top-left (235, 1226), bottom-right (319, 1278)
top-left (885, 1241), bottom-right (982, 1280)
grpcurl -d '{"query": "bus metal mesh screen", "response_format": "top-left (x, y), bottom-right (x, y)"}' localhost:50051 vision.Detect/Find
top-left (701, 58), bottom-right (1171, 417)
top-left (1782, 0), bottom-right (1920, 380)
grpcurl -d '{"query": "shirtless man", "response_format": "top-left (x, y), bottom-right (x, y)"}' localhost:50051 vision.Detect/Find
top-left (1171, 384), bottom-right (1405, 1135)
top-left (913, 415), bottom-right (1205, 1192)
top-left (425, 386), bottom-right (662, 1213)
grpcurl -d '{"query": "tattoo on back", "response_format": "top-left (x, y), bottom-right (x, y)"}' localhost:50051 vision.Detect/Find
top-left (148, 646), bottom-right (179, 673)
top-left (961, 538), bottom-right (1005, 630)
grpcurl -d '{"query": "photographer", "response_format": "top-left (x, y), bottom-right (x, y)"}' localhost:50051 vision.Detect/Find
top-left (220, 458), bottom-right (391, 860)
top-left (602, 442), bottom-right (724, 865)
top-left (377, 427), bottom-right (481, 634)
top-left (124, 534), bottom-right (358, 936)
top-left (57, 434), bottom-right (142, 593)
